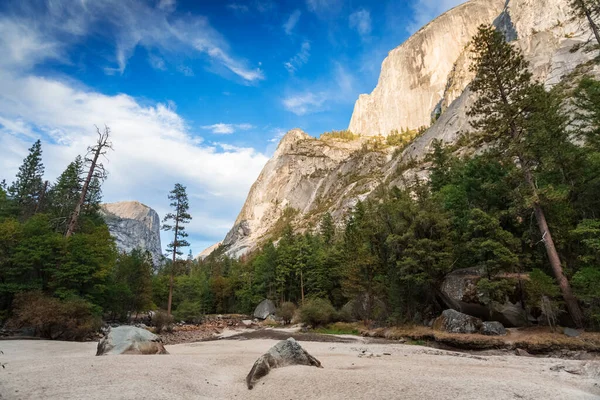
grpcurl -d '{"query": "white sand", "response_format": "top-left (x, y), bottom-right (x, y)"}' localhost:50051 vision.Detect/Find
top-left (1, 339), bottom-right (599, 399)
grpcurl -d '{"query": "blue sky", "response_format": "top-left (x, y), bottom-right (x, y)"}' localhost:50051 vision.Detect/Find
top-left (0, 0), bottom-right (465, 256)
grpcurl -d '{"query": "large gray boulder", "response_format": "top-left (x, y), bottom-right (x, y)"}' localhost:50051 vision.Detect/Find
top-left (438, 267), bottom-right (528, 327)
top-left (253, 299), bottom-right (276, 320)
top-left (433, 309), bottom-right (483, 334)
top-left (246, 338), bottom-right (322, 389)
top-left (96, 326), bottom-right (168, 356)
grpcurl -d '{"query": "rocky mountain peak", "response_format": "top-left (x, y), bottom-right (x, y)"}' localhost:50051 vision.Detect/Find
top-left (210, 0), bottom-right (598, 258)
top-left (100, 201), bottom-right (163, 265)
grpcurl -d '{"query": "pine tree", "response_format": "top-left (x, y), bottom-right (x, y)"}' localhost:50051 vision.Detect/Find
top-left (569, 0), bottom-right (600, 46)
top-left (162, 183), bottom-right (192, 315)
top-left (48, 156), bottom-right (84, 232)
top-left (319, 212), bottom-right (335, 246)
top-left (467, 25), bottom-right (585, 327)
top-left (8, 140), bottom-right (45, 218)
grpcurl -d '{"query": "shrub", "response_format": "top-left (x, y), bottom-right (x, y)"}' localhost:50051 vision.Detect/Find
top-left (298, 298), bottom-right (335, 327)
top-left (174, 301), bottom-right (203, 324)
top-left (152, 310), bottom-right (174, 333)
top-left (277, 302), bottom-right (297, 324)
top-left (10, 291), bottom-right (101, 341)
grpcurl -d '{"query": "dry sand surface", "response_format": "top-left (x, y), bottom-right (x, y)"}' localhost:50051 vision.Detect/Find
top-left (1, 338), bottom-right (599, 400)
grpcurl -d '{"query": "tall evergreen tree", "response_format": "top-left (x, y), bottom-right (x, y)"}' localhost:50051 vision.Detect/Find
top-left (8, 140), bottom-right (45, 218)
top-left (467, 25), bottom-right (584, 327)
top-left (319, 212), bottom-right (335, 246)
top-left (48, 156), bottom-right (84, 232)
top-left (162, 183), bottom-right (192, 315)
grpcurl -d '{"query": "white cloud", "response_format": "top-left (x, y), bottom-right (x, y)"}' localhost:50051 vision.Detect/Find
top-left (282, 63), bottom-right (355, 115)
top-left (227, 3), bottom-right (250, 13)
top-left (305, 0), bottom-right (342, 16)
top-left (407, 0), bottom-right (466, 33)
top-left (178, 65), bottom-right (194, 76)
top-left (158, 0), bottom-right (176, 11)
top-left (283, 10), bottom-right (301, 35)
top-left (0, 71), bottom-right (268, 250)
top-left (0, 0), bottom-right (264, 83)
top-left (284, 41), bottom-right (310, 73)
top-left (148, 54), bottom-right (167, 71)
top-left (201, 123), bottom-right (254, 134)
top-left (349, 9), bottom-right (371, 37)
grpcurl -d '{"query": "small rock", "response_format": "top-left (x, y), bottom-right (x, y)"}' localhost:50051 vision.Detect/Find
top-left (563, 327), bottom-right (581, 338)
top-left (480, 321), bottom-right (506, 336)
top-left (515, 348), bottom-right (531, 357)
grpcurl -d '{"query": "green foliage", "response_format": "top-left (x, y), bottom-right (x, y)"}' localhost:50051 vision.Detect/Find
top-left (299, 297), bottom-right (336, 326)
top-left (277, 301), bottom-right (297, 324)
top-left (8, 140), bottom-right (45, 218)
top-left (162, 183), bottom-right (192, 260)
top-left (476, 278), bottom-right (515, 306)
top-left (319, 130), bottom-right (359, 141)
top-left (573, 268), bottom-right (600, 329)
top-left (152, 310), bottom-right (174, 333)
top-left (10, 291), bottom-right (101, 341)
top-left (174, 300), bottom-right (204, 323)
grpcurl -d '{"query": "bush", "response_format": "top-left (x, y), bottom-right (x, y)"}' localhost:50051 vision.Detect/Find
top-left (10, 291), bottom-right (101, 341)
top-left (174, 301), bottom-right (203, 323)
top-left (298, 298), bottom-right (335, 327)
top-left (277, 302), bottom-right (297, 324)
top-left (152, 310), bottom-right (174, 333)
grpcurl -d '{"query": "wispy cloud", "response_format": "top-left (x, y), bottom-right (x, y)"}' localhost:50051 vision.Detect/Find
top-left (283, 10), bottom-right (301, 35)
top-left (282, 63), bottom-right (355, 115)
top-left (0, 70), bottom-right (268, 251)
top-left (227, 3), bottom-right (250, 13)
top-left (148, 53), bottom-right (167, 71)
top-left (407, 0), bottom-right (466, 33)
top-left (284, 41), bottom-right (310, 74)
top-left (0, 0), bottom-right (264, 83)
top-left (201, 123), bottom-right (254, 134)
top-left (349, 9), bottom-right (372, 38)
top-left (178, 65), bottom-right (194, 76)
top-left (305, 0), bottom-right (343, 17)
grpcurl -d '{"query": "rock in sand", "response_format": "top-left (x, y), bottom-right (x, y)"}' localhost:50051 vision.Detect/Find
top-left (246, 337), bottom-right (322, 389)
top-left (253, 299), bottom-right (276, 320)
top-left (96, 326), bottom-right (168, 356)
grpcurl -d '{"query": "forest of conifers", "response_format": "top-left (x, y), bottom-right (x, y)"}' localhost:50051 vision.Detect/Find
top-left (1, 25), bottom-right (599, 338)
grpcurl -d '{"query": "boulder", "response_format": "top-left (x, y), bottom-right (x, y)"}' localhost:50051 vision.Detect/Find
top-left (481, 321), bottom-right (506, 336)
top-left (96, 326), bottom-right (168, 356)
top-left (246, 337), bottom-right (322, 389)
top-left (253, 299), bottom-right (276, 320)
top-left (439, 267), bottom-right (528, 327)
top-left (433, 309), bottom-right (483, 334)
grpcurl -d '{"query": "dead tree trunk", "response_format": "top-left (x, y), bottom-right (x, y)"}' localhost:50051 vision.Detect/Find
top-left (66, 126), bottom-right (112, 238)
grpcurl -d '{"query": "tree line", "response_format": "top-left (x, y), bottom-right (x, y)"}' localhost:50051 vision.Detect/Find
top-left (156, 24), bottom-right (600, 329)
top-left (1, 14), bottom-right (600, 336)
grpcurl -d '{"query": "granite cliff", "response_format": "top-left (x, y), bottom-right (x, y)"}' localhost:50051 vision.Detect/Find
top-left (209, 0), bottom-right (599, 258)
top-left (100, 201), bottom-right (163, 265)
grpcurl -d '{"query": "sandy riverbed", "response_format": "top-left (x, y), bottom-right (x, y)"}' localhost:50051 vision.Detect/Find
top-left (1, 338), bottom-right (599, 399)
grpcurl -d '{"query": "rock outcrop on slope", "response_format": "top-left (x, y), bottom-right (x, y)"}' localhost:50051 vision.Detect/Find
top-left (221, 129), bottom-right (391, 257)
top-left (100, 201), bottom-right (163, 265)
top-left (213, 0), bottom-right (599, 258)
